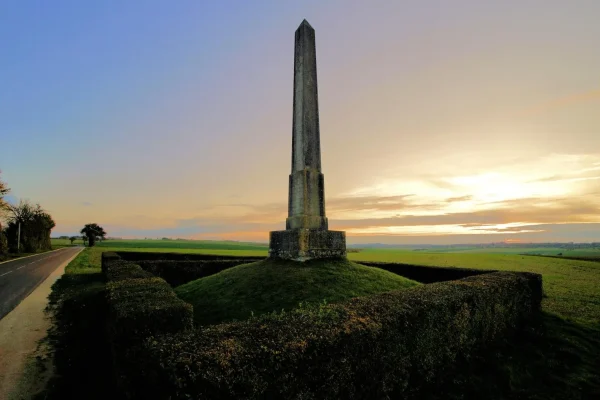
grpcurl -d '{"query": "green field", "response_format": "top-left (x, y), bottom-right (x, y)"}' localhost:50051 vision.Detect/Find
top-left (39, 239), bottom-right (600, 399)
top-left (415, 246), bottom-right (600, 257)
top-left (51, 239), bottom-right (600, 325)
top-left (350, 249), bottom-right (600, 324)
top-left (50, 238), bottom-right (85, 248)
top-left (95, 238), bottom-right (268, 251)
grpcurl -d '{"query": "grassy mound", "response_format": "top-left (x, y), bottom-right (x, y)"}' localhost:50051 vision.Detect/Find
top-left (175, 257), bottom-right (420, 326)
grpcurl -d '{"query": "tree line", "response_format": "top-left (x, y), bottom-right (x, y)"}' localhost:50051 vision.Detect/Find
top-left (1, 171), bottom-right (107, 259)
top-left (0, 172), bottom-right (55, 254)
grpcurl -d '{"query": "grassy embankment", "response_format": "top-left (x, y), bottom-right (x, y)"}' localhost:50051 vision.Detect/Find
top-left (176, 257), bottom-right (419, 325)
top-left (36, 240), bottom-right (600, 399)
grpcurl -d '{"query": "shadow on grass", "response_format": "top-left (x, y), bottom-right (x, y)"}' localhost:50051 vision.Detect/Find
top-left (33, 272), bottom-right (116, 400)
top-left (427, 312), bottom-right (600, 400)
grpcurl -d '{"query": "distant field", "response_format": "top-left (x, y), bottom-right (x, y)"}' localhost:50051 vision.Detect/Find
top-left (405, 246), bottom-right (600, 257)
top-left (349, 249), bottom-right (600, 324)
top-left (51, 238), bottom-right (85, 248)
top-left (50, 239), bottom-right (600, 398)
top-left (95, 239), bottom-right (268, 251)
top-left (68, 239), bottom-right (600, 325)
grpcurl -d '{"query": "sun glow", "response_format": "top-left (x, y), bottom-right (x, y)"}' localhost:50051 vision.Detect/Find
top-left (347, 222), bottom-right (544, 236)
top-left (330, 154), bottom-right (600, 236)
top-left (445, 172), bottom-right (568, 203)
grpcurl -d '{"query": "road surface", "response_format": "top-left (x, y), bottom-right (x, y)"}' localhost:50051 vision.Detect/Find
top-left (0, 247), bottom-right (82, 321)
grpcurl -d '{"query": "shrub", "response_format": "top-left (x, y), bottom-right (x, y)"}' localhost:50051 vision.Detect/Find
top-left (134, 271), bottom-right (542, 399)
top-left (105, 260), bottom-right (154, 282)
top-left (137, 260), bottom-right (258, 287)
top-left (101, 252), bottom-right (195, 397)
top-left (106, 277), bottom-right (193, 342)
top-left (101, 251), bottom-right (122, 274)
top-left (106, 277), bottom-right (193, 397)
top-left (360, 261), bottom-right (495, 283)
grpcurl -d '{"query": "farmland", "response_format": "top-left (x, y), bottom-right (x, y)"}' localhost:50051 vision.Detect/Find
top-left (50, 238), bottom-right (600, 324)
top-left (35, 239), bottom-right (600, 399)
top-left (49, 238), bottom-right (600, 324)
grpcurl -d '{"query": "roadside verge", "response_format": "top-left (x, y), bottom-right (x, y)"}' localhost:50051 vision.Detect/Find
top-left (0, 247), bottom-right (83, 399)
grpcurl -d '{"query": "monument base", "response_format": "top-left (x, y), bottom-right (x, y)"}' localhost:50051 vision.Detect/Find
top-left (269, 229), bottom-right (346, 261)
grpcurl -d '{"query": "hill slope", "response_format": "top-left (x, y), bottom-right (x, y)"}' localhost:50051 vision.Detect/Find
top-left (175, 257), bottom-right (420, 325)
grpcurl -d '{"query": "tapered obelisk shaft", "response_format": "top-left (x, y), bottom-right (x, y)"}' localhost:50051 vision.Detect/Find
top-left (269, 20), bottom-right (346, 261)
top-left (286, 19), bottom-right (328, 230)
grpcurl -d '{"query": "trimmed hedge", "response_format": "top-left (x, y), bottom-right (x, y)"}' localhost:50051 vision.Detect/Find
top-left (116, 251), bottom-right (264, 262)
top-left (102, 252), bottom-right (194, 397)
top-left (106, 277), bottom-right (193, 341)
top-left (105, 260), bottom-right (154, 282)
top-left (101, 251), bottom-right (122, 274)
top-left (360, 261), bottom-right (495, 283)
top-left (131, 271), bottom-right (542, 399)
top-left (137, 260), bottom-right (257, 287)
top-left (114, 252), bottom-right (497, 286)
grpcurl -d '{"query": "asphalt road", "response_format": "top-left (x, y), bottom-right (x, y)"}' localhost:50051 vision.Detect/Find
top-left (0, 247), bottom-right (82, 321)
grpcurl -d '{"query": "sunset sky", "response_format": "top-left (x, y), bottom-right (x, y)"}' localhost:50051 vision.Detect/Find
top-left (2, 1), bottom-right (600, 244)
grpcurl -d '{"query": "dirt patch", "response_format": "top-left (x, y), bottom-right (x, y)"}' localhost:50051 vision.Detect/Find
top-left (0, 248), bottom-right (82, 399)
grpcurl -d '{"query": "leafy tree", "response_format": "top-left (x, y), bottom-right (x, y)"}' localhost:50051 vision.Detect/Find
top-left (5, 200), bottom-right (55, 253)
top-left (80, 223), bottom-right (106, 247)
top-left (69, 236), bottom-right (78, 245)
top-left (82, 235), bottom-right (88, 246)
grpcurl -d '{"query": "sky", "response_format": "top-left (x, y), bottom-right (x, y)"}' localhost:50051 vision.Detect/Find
top-left (1, 0), bottom-right (600, 244)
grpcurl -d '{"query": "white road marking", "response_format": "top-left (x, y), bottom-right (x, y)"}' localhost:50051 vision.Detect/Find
top-left (0, 247), bottom-right (67, 265)
top-left (0, 247), bottom-right (78, 278)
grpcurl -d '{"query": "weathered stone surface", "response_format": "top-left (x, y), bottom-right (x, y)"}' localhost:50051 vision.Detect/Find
top-left (286, 19), bottom-right (328, 230)
top-left (269, 229), bottom-right (346, 261)
top-left (269, 20), bottom-right (347, 261)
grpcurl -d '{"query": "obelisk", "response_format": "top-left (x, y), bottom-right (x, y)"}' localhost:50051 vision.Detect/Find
top-left (269, 20), bottom-right (346, 261)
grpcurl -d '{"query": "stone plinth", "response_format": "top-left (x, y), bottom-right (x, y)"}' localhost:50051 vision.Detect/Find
top-left (269, 229), bottom-right (346, 261)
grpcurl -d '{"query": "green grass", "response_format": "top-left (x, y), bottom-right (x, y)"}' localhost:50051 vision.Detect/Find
top-left (175, 257), bottom-right (420, 326)
top-left (406, 246), bottom-right (600, 256)
top-left (50, 238), bottom-right (84, 249)
top-left (37, 243), bottom-right (600, 399)
top-left (349, 249), bottom-right (600, 325)
top-left (95, 238), bottom-right (268, 251)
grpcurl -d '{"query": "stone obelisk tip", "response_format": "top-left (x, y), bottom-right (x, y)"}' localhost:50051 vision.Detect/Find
top-left (298, 19), bottom-right (313, 30)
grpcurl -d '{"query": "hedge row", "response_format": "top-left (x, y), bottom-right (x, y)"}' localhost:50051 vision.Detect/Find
top-left (107, 252), bottom-right (499, 286)
top-left (137, 259), bottom-right (258, 287)
top-left (116, 251), bottom-right (265, 262)
top-left (360, 261), bottom-right (495, 283)
top-left (130, 271), bottom-right (542, 399)
top-left (105, 260), bottom-right (154, 282)
top-left (102, 252), bottom-right (194, 397)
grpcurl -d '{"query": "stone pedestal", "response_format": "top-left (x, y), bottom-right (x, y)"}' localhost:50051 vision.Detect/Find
top-left (269, 229), bottom-right (346, 261)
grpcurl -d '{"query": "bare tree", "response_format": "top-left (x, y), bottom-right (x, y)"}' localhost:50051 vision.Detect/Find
top-left (0, 171), bottom-right (9, 256)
